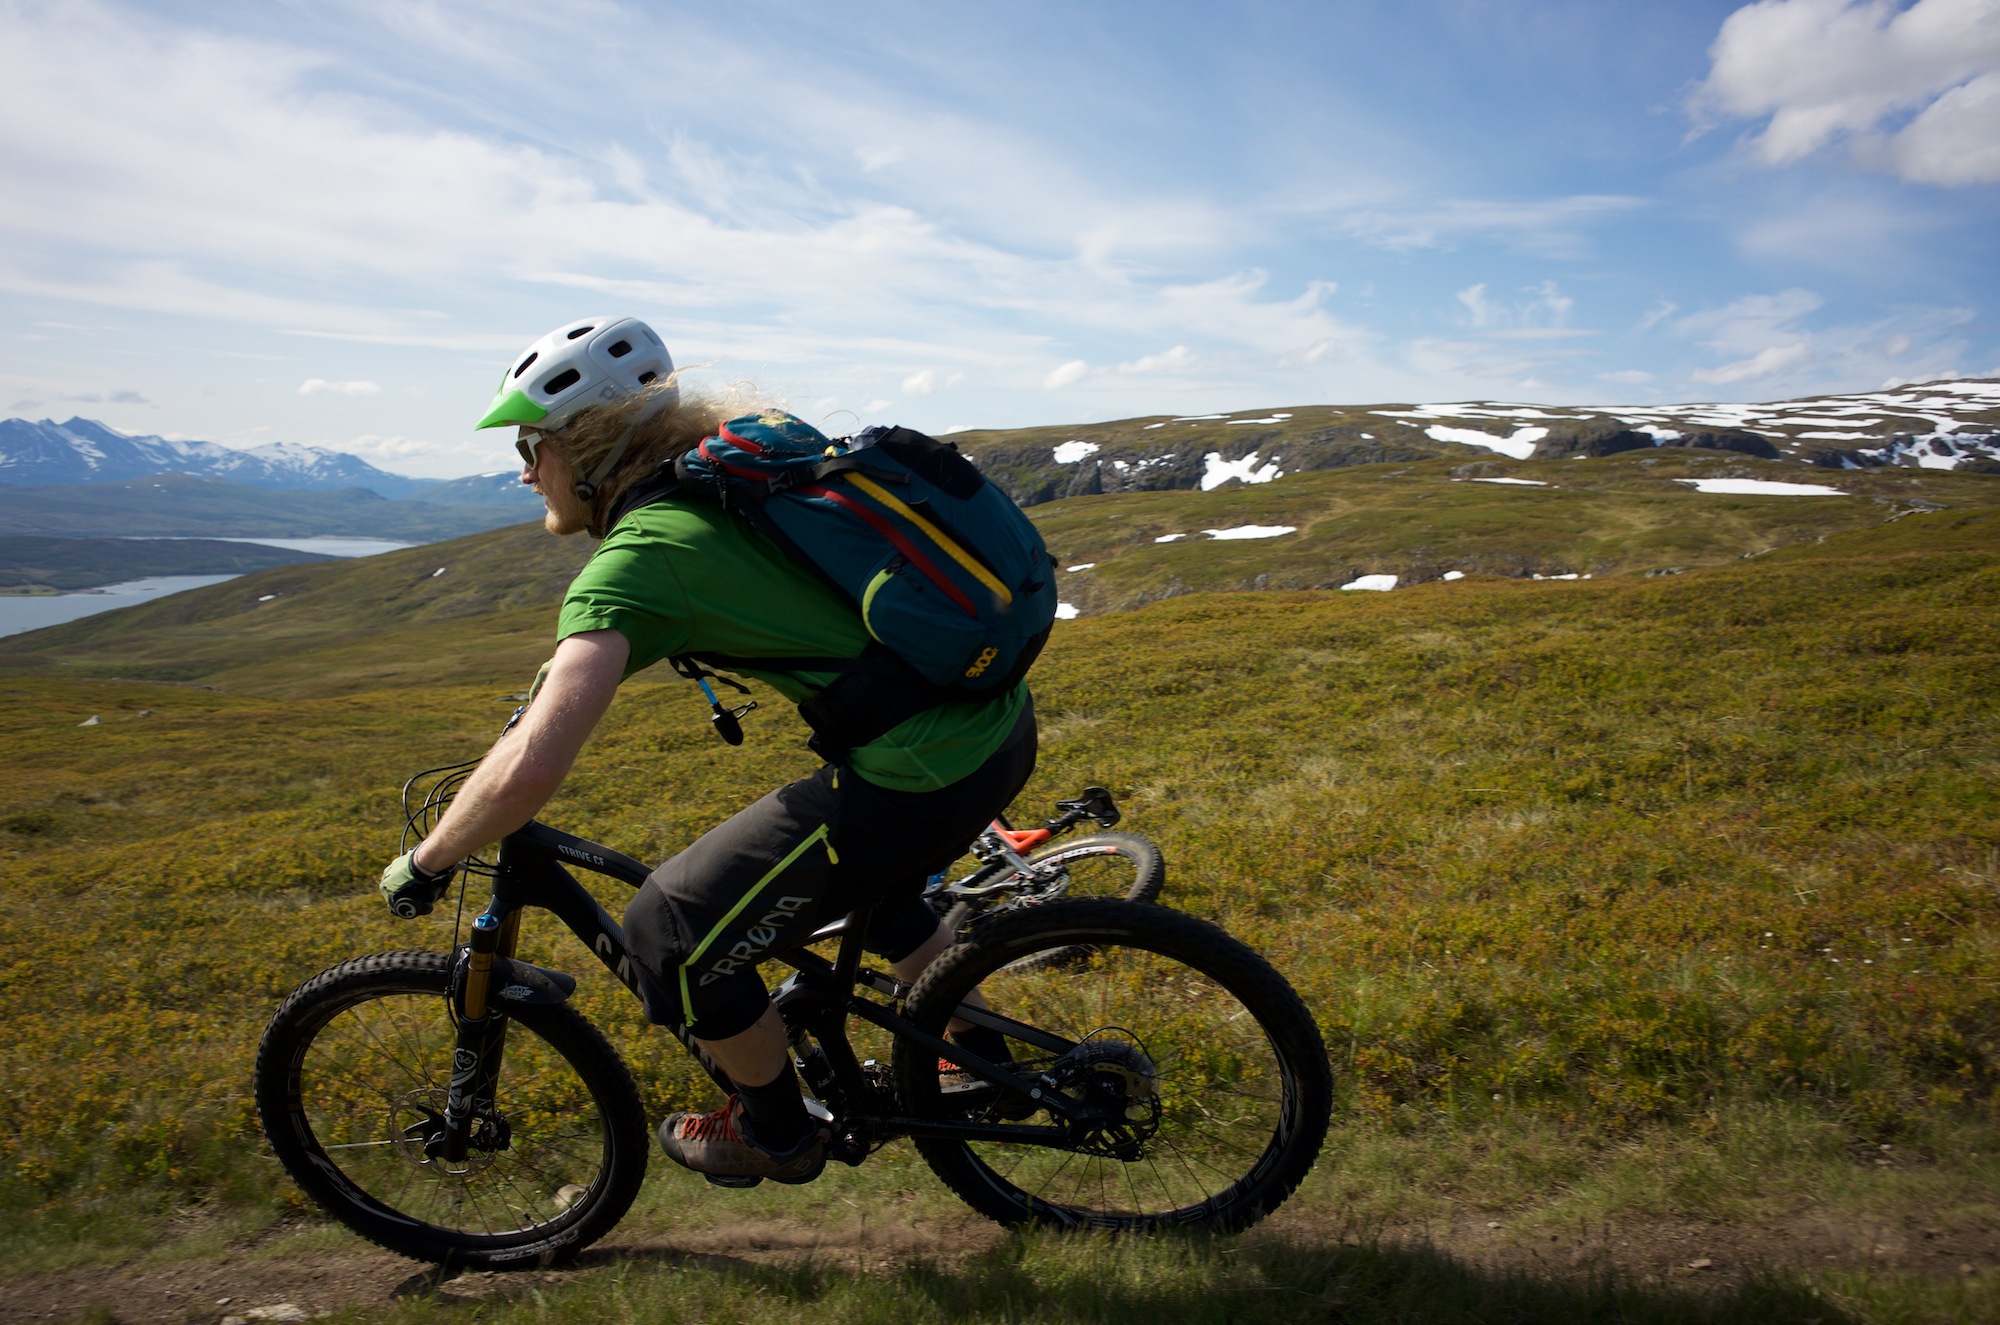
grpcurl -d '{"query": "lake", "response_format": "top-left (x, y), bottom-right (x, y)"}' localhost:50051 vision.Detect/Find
top-left (0, 537), bottom-right (415, 639)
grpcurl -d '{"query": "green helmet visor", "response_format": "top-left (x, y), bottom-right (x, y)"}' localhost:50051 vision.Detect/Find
top-left (475, 386), bottom-right (550, 431)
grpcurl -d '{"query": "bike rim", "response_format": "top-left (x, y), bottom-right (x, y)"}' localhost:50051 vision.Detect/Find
top-left (293, 987), bottom-right (612, 1242)
top-left (954, 940), bottom-right (1297, 1226)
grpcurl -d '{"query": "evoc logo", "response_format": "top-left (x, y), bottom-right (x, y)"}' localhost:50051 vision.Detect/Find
top-left (699, 895), bottom-right (814, 985)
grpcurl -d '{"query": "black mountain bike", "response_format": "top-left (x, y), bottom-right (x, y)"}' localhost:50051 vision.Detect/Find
top-left (253, 763), bottom-right (1332, 1270)
top-left (926, 786), bottom-right (1166, 941)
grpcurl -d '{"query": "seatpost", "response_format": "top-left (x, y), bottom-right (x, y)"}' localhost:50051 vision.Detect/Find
top-left (833, 905), bottom-right (873, 988)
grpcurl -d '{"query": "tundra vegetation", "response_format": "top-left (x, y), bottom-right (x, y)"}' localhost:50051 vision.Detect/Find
top-left (0, 451), bottom-right (1995, 1323)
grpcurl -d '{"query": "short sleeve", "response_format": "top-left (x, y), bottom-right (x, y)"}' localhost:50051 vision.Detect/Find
top-left (557, 529), bottom-right (693, 675)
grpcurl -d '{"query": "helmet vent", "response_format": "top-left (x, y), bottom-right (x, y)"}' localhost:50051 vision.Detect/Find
top-left (637, 370), bottom-right (658, 385)
top-left (565, 324), bottom-right (595, 340)
top-left (607, 339), bottom-right (632, 358)
top-left (513, 351), bottom-right (539, 379)
top-left (541, 367), bottom-right (583, 395)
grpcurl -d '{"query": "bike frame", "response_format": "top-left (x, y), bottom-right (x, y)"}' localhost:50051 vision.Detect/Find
top-left (922, 785), bottom-right (1122, 906)
top-left (438, 818), bottom-right (1102, 1165)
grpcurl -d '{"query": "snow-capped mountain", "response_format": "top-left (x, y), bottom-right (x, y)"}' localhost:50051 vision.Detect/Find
top-left (0, 417), bottom-right (431, 497)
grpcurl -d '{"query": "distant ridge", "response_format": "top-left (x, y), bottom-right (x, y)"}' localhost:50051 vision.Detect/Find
top-left (949, 378), bottom-right (2000, 507)
top-left (0, 416), bottom-right (432, 496)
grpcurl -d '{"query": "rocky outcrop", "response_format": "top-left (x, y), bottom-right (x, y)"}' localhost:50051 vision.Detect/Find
top-left (1530, 418), bottom-right (1654, 459)
top-left (1660, 429), bottom-right (1780, 459)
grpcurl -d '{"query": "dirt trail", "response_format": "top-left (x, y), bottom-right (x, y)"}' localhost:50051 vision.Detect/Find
top-left (5, 1208), bottom-right (1993, 1323)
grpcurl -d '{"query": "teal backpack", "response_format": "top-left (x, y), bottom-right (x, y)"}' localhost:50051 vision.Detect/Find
top-left (616, 411), bottom-right (1057, 758)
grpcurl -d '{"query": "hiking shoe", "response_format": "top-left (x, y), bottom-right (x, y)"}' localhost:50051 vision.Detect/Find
top-left (657, 1096), bottom-right (825, 1185)
top-left (938, 1057), bottom-right (1038, 1121)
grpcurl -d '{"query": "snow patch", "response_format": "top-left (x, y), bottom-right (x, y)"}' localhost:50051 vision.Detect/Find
top-left (1200, 451), bottom-right (1282, 490)
top-left (1154, 533), bottom-right (1188, 543)
top-left (1065, 563), bottom-right (1095, 572)
top-left (1226, 413), bottom-right (1293, 425)
top-left (1055, 602), bottom-right (1079, 620)
top-left (1204, 524), bottom-right (1297, 540)
top-left (1340, 574), bottom-right (1397, 592)
top-left (1052, 441), bottom-right (1100, 463)
top-left (1425, 425), bottom-right (1539, 460)
top-left (1471, 477), bottom-right (1549, 487)
top-left (1442, 571), bottom-right (1465, 581)
top-left (1677, 479), bottom-right (1850, 496)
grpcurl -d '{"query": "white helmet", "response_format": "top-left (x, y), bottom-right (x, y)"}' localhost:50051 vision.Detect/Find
top-left (475, 315), bottom-right (676, 432)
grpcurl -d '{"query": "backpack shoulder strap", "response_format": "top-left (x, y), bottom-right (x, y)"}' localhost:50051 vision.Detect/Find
top-left (603, 462), bottom-right (685, 531)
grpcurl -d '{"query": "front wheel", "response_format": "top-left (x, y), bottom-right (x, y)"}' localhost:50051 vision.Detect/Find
top-left (895, 900), bottom-right (1332, 1233)
top-left (253, 951), bottom-right (648, 1269)
top-left (939, 833), bottom-right (1165, 941)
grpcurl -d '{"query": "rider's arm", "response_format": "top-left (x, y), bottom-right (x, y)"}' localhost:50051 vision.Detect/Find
top-left (411, 628), bottom-right (631, 871)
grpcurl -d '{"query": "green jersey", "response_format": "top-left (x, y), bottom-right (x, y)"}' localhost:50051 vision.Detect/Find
top-left (557, 501), bottom-right (1028, 792)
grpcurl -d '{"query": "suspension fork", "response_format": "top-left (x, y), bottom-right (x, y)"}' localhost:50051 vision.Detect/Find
top-left (442, 908), bottom-right (522, 1164)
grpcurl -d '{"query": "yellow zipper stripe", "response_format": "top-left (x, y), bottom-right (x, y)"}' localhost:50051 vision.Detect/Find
top-left (844, 472), bottom-right (1012, 604)
top-left (678, 823), bottom-right (831, 1016)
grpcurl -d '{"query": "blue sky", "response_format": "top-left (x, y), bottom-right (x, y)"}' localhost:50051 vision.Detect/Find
top-left (2, 0), bottom-right (1996, 477)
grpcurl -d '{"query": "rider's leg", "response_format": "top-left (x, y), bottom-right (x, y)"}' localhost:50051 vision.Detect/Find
top-left (693, 1002), bottom-right (813, 1148)
top-left (695, 1000), bottom-right (788, 1084)
top-left (890, 916), bottom-right (1010, 1069)
top-left (889, 917), bottom-right (991, 1032)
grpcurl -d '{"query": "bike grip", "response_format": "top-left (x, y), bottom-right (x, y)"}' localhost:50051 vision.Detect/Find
top-left (385, 876), bottom-right (439, 919)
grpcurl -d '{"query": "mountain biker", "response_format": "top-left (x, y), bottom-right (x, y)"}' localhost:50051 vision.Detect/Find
top-left (377, 316), bottom-right (1035, 1184)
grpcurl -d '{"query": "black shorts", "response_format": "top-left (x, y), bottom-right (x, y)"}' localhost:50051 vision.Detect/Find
top-left (623, 700), bottom-right (1037, 1039)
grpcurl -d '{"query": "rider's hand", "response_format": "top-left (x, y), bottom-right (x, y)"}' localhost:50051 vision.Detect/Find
top-left (380, 848), bottom-right (458, 919)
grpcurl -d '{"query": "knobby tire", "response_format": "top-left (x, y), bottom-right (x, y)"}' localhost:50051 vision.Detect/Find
top-left (253, 951), bottom-right (648, 1269)
top-left (894, 899), bottom-right (1331, 1233)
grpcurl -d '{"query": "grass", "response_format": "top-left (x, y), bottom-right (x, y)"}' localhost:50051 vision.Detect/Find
top-left (0, 484), bottom-right (1996, 1320)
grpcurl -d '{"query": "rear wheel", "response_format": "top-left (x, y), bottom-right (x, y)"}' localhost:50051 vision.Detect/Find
top-left (940, 833), bottom-right (1165, 943)
top-left (895, 900), bottom-right (1331, 1233)
top-left (254, 951), bottom-right (648, 1269)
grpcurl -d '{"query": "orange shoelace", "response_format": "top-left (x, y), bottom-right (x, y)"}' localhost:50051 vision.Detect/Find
top-left (674, 1099), bottom-right (742, 1142)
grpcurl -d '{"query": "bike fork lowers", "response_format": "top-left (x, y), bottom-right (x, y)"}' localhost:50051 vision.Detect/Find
top-left (442, 910), bottom-right (518, 1165)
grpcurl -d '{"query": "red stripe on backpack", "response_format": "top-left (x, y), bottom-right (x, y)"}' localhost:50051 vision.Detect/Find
top-left (799, 483), bottom-right (979, 618)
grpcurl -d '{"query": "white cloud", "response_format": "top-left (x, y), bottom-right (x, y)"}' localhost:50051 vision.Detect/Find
top-left (1332, 195), bottom-right (1648, 257)
top-left (1696, 0), bottom-right (2000, 184)
top-left (1691, 342), bottom-right (1811, 383)
top-left (62, 388), bottom-right (148, 403)
top-left (1601, 369), bottom-right (1655, 384)
top-left (1670, 287), bottom-right (1973, 393)
top-left (1117, 345), bottom-right (1201, 374)
top-left (901, 368), bottom-right (964, 396)
top-left (299, 378), bottom-right (381, 395)
top-left (1457, 283), bottom-right (1500, 329)
top-left (1044, 359), bottom-right (1089, 389)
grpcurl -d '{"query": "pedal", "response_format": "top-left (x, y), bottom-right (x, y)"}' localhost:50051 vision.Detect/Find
top-left (704, 1173), bottom-right (764, 1189)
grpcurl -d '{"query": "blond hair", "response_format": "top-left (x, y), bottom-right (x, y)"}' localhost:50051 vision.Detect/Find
top-left (552, 379), bottom-right (749, 537)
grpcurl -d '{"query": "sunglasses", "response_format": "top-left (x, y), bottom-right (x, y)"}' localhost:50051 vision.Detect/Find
top-left (516, 429), bottom-right (548, 468)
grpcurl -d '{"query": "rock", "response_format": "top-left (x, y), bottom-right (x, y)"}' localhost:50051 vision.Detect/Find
top-left (1660, 429), bottom-right (1781, 459)
top-left (77, 715), bottom-right (99, 726)
top-left (243, 1306), bottom-right (310, 1323)
top-left (1688, 1257), bottom-right (1714, 1271)
top-left (1530, 418), bottom-right (1653, 460)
